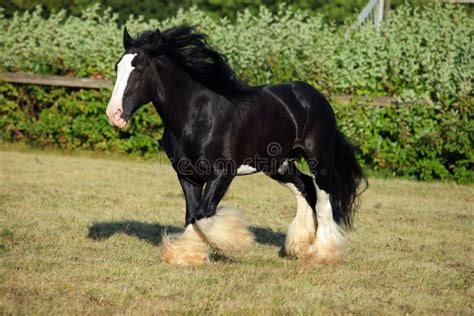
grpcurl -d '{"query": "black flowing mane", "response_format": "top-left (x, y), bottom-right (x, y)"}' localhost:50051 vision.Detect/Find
top-left (134, 25), bottom-right (255, 101)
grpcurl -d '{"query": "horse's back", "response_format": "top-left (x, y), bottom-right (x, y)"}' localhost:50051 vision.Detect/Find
top-left (256, 81), bottom-right (335, 138)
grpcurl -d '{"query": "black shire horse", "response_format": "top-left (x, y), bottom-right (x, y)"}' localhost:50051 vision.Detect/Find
top-left (106, 26), bottom-right (366, 265)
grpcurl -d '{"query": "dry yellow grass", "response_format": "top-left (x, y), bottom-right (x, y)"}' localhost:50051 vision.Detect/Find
top-left (0, 149), bottom-right (473, 314)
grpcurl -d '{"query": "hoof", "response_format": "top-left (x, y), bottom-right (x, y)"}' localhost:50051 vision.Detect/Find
top-left (304, 239), bottom-right (345, 264)
top-left (162, 224), bottom-right (209, 266)
top-left (304, 224), bottom-right (346, 264)
top-left (285, 233), bottom-right (315, 259)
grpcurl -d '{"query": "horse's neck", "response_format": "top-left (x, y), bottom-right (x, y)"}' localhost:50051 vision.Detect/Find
top-left (152, 60), bottom-right (199, 131)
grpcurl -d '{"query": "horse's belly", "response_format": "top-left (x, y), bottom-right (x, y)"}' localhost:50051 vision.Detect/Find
top-left (236, 164), bottom-right (258, 175)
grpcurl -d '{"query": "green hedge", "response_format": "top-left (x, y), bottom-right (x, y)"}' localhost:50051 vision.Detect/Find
top-left (0, 84), bottom-right (163, 158)
top-left (1, 84), bottom-right (472, 182)
top-left (335, 100), bottom-right (473, 182)
top-left (0, 4), bottom-right (471, 103)
top-left (0, 4), bottom-right (473, 182)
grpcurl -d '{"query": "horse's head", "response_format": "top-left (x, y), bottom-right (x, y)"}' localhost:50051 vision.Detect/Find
top-left (106, 27), bottom-right (160, 128)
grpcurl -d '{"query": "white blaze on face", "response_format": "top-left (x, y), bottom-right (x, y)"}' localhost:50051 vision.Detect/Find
top-left (106, 53), bottom-right (137, 128)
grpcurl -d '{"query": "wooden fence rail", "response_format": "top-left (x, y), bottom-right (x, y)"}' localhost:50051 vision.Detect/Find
top-left (0, 72), bottom-right (113, 89)
top-left (0, 72), bottom-right (397, 105)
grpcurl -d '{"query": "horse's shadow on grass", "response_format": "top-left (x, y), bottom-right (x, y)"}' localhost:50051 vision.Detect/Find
top-left (87, 221), bottom-right (285, 249)
top-left (87, 221), bottom-right (181, 245)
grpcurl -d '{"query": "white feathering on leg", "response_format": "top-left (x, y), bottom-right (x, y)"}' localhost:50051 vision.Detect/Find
top-left (306, 184), bottom-right (346, 264)
top-left (195, 206), bottom-right (255, 256)
top-left (284, 183), bottom-right (316, 258)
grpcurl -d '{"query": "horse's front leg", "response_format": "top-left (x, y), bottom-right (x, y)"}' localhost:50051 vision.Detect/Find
top-left (162, 177), bottom-right (208, 266)
top-left (193, 172), bottom-right (233, 220)
top-left (193, 172), bottom-right (255, 256)
top-left (178, 177), bottom-right (202, 226)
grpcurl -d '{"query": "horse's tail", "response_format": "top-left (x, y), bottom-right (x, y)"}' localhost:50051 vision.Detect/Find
top-left (330, 130), bottom-right (367, 228)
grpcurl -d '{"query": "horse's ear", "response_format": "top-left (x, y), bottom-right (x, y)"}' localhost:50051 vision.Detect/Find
top-left (151, 28), bottom-right (162, 45)
top-left (123, 27), bottom-right (134, 50)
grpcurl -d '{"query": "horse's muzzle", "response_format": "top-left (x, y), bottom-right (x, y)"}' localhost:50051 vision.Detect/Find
top-left (106, 102), bottom-right (127, 128)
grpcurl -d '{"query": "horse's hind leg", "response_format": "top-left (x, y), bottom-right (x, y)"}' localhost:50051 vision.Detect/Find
top-left (304, 130), bottom-right (346, 264)
top-left (267, 163), bottom-right (317, 258)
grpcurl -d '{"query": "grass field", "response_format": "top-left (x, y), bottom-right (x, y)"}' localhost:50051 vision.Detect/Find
top-left (0, 149), bottom-right (472, 314)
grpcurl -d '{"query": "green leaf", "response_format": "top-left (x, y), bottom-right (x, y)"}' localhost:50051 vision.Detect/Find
top-left (294, 157), bottom-right (313, 177)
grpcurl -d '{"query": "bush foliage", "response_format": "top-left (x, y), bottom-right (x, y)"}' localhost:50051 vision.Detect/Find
top-left (1, 83), bottom-right (472, 182)
top-left (0, 84), bottom-right (163, 158)
top-left (1, 0), bottom-right (420, 25)
top-left (0, 4), bottom-right (472, 182)
top-left (335, 100), bottom-right (473, 182)
top-left (1, 3), bottom-right (471, 102)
